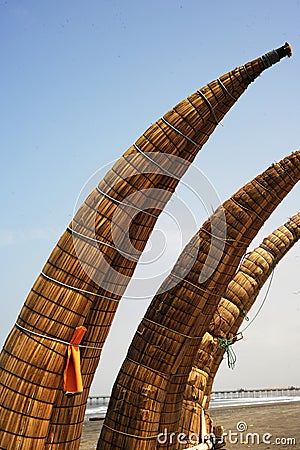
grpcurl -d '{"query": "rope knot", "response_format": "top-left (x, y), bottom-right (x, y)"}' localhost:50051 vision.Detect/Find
top-left (218, 333), bottom-right (243, 369)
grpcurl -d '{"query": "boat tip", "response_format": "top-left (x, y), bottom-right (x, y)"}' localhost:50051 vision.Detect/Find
top-left (276, 41), bottom-right (293, 59)
top-left (285, 42), bottom-right (293, 57)
top-left (260, 42), bottom-right (293, 69)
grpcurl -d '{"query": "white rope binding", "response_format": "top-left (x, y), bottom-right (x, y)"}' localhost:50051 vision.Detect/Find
top-left (217, 78), bottom-right (237, 101)
top-left (133, 144), bottom-right (182, 181)
top-left (67, 226), bottom-right (139, 262)
top-left (40, 271), bottom-right (121, 302)
top-left (242, 65), bottom-right (254, 82)
top-left (15, 322), bottom-right (103, 350)
top-left (160, 116), bottom-right (201, 148)
top-left (197, 90), bottom-right (220, 125)
top-left (96, 186), bottom-right (158, 219)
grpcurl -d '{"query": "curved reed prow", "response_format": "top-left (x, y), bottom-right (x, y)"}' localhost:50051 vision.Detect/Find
top-left (0, 42), bottom-right (293, 450)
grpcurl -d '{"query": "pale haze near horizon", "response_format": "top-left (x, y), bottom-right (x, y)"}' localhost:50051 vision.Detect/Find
top-left (0, 0), bottom-right (299, 397)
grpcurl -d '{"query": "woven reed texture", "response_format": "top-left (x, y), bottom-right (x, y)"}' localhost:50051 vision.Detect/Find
top-left (38, 45), bottom-right (294, 450)
top-left (0, 43), bottom-right (291, 450)
top-left (156, 157), bottom-right (300, 450)
top-left (179, 212), bottom-right (300, 443)
top-left (97, 150), bottom-right (300, 450)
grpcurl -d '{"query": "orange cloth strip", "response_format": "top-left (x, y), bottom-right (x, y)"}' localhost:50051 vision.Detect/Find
top-left (63, 326), bottom-right (87, 396)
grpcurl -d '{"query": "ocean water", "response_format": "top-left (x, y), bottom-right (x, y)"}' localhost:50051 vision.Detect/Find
top-left (84, 395), bottom-right (300, 419)
top-left (209, 395), bottom-right (300, 408)
top-left (85, 405), bottom-right (108, 419)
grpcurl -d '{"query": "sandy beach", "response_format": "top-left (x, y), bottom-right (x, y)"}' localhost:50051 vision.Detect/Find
top-left (79, 401), bottom-right (299, 449)
top-left (209, 402), bottom-right (299, 449)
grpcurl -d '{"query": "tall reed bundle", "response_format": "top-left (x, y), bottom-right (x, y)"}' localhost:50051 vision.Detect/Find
top-left (97, 150), bottom-right (300, 450)
top-left (1, 44), bottom-right (291, 450)
top-left (179, 212), bottom-right (300, 444)
top-left (37, 46), bottom-right (294, 450)
top-left (156, 157), bottom-right (300, 450)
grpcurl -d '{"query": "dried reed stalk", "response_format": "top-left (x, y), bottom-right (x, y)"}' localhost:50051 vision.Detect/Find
top-left (40, 45), bottom-right (294, 450)
top-left (97, 150), bottom-right (300, 450)
top-left (179, 212), bottom-right (300, 445)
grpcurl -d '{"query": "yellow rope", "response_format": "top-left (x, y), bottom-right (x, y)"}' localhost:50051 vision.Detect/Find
top-left (102, 423), bottom-right (158, 440)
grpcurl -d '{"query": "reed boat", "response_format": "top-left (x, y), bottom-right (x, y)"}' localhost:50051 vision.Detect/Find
top-left (46, 43), bottom-right (293, 450)
top-left (97, 150), bottom-right (300, 449)
top-left (179, 212), bottom-right (300, 447)
top-left (0, 42), bottom-right (292, 450)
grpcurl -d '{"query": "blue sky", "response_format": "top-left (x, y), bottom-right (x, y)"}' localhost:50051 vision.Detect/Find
top-left (1, 1), bottom-right (299, 395)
